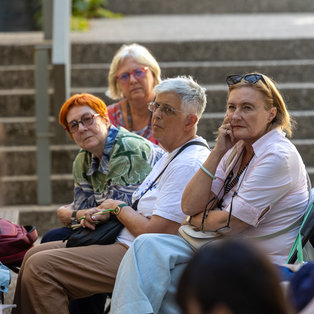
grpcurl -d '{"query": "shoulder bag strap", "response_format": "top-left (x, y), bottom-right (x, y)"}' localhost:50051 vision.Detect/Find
top-left (132, 140), bottom-right (209, 207)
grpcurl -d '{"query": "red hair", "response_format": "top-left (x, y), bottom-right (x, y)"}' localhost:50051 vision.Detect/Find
top-left (59, 93), bottom-right (109, 137)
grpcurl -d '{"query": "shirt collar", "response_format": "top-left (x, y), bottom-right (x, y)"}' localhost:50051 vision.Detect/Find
top-left (252, 127), bottom-right (285, 158)
top-left (86, 125), bottom-right (119, 176)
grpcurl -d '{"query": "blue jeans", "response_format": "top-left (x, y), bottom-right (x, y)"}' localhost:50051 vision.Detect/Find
top-left (41, 227), bottom-right (106, 314)
top-left (111, 233), bottom-right (193, 314)
top-left (41, 227), bottom-right (73, 243)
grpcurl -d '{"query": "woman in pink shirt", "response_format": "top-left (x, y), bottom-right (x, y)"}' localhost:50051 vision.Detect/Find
top-left (110, 73), bottom-right (310, 314)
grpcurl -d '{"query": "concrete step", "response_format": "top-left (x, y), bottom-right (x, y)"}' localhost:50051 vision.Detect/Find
top-left (0, 209), bottom-right (19, 224)
top-left (71, 38), bottom-right (314, 64)
top-left (1, 175), bottom-right (74, 206)
top-left (1, 138), bottom-right (314, 178)
top-left (0, 145), bottom-right (77, 176)
top-left (3, 60), bottom-right (314, 90)
top-left (1, 81), bottom-right (313, 119)
top-left (75, 83), bottom-right (314, 113)
top-left (201, 83), bottom-right (314, 113)
top-left (0, 205), bottom-right (63, 236)
top-left (0, 89), bottom-right (54, 117)
top-left (0, 110), bottom-right (313, 147)
top-left (0, 116), bottom-right (55, 146)
top-left (1, 161), bottom-right (314, 208)
top-left (106, 0), bottom-right (314, 14)
top-left (198, 110), bottom-right (314, 142)
top-left (1, 35), bottom-right (314, 66)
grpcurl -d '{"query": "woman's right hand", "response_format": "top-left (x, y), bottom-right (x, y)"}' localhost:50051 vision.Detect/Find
top-left (57, 202), bottom-right (74, 226)
top-left (214, 115), bottom-right (237, 155)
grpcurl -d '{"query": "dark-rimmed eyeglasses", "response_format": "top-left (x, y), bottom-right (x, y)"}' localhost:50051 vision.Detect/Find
top-left (226, 73), bottom-right (269, 89)
top-left (116, 67), bottom-right (149, 82)
top-left (148, 101), bottom-right (184, 116)
top-left (66, 113), bottom-right (100, 134)
top-left (200, 194), bottom-right (234, 235)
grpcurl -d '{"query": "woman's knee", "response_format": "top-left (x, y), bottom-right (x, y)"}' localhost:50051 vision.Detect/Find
top-left (23, 250), bottom-right (52, 282)
top-left (132, 234), bottom-right (181, 258)
top-left (22, 242), bottom-right (64, 274)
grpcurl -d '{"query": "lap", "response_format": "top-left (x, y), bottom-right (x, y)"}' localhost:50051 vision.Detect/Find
top-left (24, 242), bottom-right (129, 297)
top-left (27, 241), bottom-right (128, 273)
top-left (133, 233), bottom-right (193, 264)
top-left (24, 240), bottom-right (67, 262)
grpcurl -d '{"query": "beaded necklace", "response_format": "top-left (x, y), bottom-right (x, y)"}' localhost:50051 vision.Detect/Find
top-left (202, 150), bottom-right (254, 230)
top-left (224, 153), bottom-right (254, 195)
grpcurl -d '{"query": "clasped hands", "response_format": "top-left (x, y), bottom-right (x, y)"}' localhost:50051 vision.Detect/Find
top-left (79, 199), bottom-right (124, 230)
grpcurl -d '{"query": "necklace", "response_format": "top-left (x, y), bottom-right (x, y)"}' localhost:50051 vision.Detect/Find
top-left (126, 102), bottom-right (152, 138)
top-left (224, 153), bottom-right (254, 195)
top-left (126, 102), bottom-right (133, 130)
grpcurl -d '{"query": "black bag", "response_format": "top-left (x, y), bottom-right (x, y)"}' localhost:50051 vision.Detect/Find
top-left (66, 141), bottom-right (209, 248)
top-left (66, 216), bottom-right (123, 248)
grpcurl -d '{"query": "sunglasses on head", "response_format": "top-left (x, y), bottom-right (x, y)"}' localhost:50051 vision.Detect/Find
top-left (226, 73), bottom-right (269, 89)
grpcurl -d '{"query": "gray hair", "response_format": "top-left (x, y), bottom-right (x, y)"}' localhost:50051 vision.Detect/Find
top-left (154, 76), bottom-right (207, 119)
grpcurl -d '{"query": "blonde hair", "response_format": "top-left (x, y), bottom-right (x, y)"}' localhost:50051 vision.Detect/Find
top-left (227, 73), bottom-right (295, 137)
top-left (107, 43), bottom-right (161, 100)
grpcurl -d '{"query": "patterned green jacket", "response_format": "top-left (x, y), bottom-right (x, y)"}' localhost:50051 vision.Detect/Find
top-left (72, 126), bottom-right (164, 210)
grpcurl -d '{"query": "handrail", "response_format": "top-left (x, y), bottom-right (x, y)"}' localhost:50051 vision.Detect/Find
top-left (35, 0), bottom-right (71, 205)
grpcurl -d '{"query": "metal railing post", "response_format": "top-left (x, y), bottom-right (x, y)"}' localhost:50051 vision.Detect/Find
top-left (43, 0), bottom-right (53, 40)
top-left (52, 0), bottom-right (71, 116)
top-left (34, 0), bottom-right (71, 205)
top-left (35, 43), bottom-right (52, 205)
top-left (52, 0), bottom-right (72, 148)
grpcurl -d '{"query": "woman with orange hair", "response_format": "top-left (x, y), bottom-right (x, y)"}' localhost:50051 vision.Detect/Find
top-left (41, 92), bottom-right (162, 242)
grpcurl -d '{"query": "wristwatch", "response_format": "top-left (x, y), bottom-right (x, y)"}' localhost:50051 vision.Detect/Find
top-left (71, 209), bottom-right (78, 226)
top-left (186, 216), bottom-right (192, 224)
top-left (113, 203), bottom-right (128, 216)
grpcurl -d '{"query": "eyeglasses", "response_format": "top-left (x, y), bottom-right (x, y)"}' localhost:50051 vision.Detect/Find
top-left (148, 101), bottom-right (184, 116)
top-left (116, 67), bottom-right (149, 82)
top-left (66, 113), bottom-right (100, 134)
top-left (200, 195), bottom-right (234, 235)
top-left (200, 152), bottom-right (254, 234)
top-left (226, 73), bottom-right (269, 89)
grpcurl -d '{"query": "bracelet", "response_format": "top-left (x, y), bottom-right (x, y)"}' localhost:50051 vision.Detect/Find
top-left (199, 164), bottom-right (216, 180)
top-left (71, 209), bottom-right (78, 226)
top-left (113, 203), bottom-right (128, 216)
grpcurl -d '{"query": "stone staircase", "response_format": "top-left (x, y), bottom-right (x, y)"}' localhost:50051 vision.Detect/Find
top-left (106, 0), bottom-right (314, 14)
top-left (0, 0), bottom-right (314, 235)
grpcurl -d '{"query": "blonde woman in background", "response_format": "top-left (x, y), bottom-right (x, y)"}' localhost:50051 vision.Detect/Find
top-left (107, 43), bottom-right (161, 144)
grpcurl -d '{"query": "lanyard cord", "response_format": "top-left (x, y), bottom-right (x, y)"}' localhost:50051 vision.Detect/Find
top-left (126, 102), bottom-right (152, 139)
top-left (201, 150), bottom-right (254, 231)
top-left (225, 154), bottom-right (254, 228)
